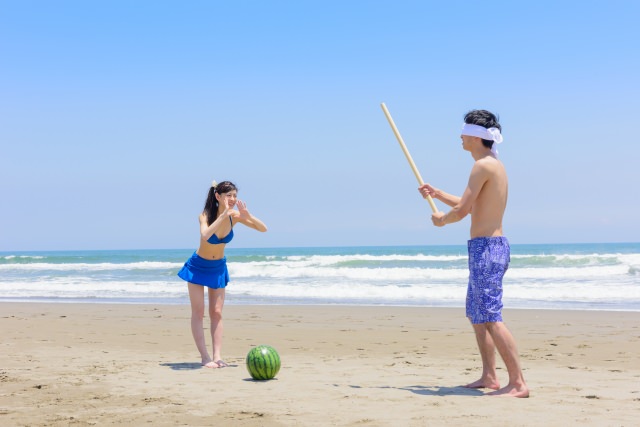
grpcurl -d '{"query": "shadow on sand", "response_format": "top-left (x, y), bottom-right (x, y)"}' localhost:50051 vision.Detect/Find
top-left (379, 385), bottom-right (485, 397)
top-left (344, 384), bottom-right (484, 397)
top-left (160, 362), bottom-right (241, 371)
top-left (160, 362), bottom-right (203, 371)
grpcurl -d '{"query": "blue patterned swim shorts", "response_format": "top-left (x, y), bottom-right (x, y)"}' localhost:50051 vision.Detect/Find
top-left (466, 236), bottom-right (510, 324)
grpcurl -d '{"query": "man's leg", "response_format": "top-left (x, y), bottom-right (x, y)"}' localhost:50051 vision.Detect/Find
top-left (464, 321), bottom-right (500, 390)
top-left (486, 321), bottom-right (529, 397)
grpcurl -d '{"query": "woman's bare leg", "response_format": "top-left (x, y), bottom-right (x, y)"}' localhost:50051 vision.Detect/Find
top-left (208, 287), bottom-right (226, 364)
top-left (188, 283), bottom-right (216, 368)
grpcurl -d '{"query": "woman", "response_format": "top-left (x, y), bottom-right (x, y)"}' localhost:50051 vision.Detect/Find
top-left (177, 181), bottom-right (267, 368)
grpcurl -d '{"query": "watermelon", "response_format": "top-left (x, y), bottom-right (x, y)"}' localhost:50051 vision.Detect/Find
top-left (246, 345), bottom-right (281, 380)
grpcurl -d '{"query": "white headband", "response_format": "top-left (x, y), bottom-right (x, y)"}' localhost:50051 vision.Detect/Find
top-left (461, 123), bottom-right (503, 156)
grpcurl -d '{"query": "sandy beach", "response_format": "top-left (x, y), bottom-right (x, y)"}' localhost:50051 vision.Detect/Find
top-left (1, 302), bottom-right (639, 426)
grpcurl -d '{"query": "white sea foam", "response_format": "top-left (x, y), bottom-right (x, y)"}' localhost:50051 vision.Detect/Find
top-left (229, 279), bottom-right (640, 303)
top-left (271, 252), bottom-right (639, 264)
top-left (2, 255), bottom-right (45, 260)
top-left (228, 264), bottom-right (467, 281)
top-left (0, 278), bottom-right (184, 298)
top-left (0, 261), bottom-right (183, 271)
top-left (1, 246), bottom-right (638, 309)
top-left (281, 254), bottom-right (468, 264)
top-left (227, 264), bottom-right (630, 282)
top-left (1, 276), bottom-right (637, 305)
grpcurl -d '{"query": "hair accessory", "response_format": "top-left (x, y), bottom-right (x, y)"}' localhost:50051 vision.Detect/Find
top-left (461, 123), bottom-right (503, 156)
top-left (211, 180), bottom-right (218, 188)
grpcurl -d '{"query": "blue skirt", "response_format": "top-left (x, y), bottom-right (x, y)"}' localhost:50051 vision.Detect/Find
top-left (177, 252), bottom-right (229, 289)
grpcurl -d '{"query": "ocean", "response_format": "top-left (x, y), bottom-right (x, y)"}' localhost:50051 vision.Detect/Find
top-left (1, 243), bottom-right (639, 311)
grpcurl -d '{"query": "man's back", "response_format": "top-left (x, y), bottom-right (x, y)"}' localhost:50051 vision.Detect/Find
top-left (469, 156), bottom-right (508, 239)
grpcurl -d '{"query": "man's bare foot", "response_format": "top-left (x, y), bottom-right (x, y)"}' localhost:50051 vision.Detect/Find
top-left (464, 378), bottom-right (500, 390)
top-left (487, 384), bottom-right (529, 398)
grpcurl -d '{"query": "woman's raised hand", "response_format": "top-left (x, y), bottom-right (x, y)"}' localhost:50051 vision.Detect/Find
top-left (220, 196), bottom-right (232, 216)
top-left (236, 200), bottom-right (250, 220)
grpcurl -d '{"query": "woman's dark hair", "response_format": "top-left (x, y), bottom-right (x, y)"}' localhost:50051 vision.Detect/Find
top-left (464, 110), bottom-right (501, 149)
top-left (203, 181), bottom-right (237, 226)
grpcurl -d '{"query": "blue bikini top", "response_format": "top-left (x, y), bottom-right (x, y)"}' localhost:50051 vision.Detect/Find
top-left (207, 217), bottom-right (234, 245)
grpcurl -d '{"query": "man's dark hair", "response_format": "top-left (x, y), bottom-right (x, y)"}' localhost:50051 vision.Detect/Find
top-left (464, 110), bottom-right (501, 149)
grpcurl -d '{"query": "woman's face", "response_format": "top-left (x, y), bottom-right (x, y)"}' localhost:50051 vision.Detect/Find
top-left (216, 190), bottom-right (237, 209)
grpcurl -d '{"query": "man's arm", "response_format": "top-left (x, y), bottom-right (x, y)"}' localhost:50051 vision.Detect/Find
top-left (432, 162), bottom-right (489, 226)
top-left (418, 184), bottom-right (461, 208)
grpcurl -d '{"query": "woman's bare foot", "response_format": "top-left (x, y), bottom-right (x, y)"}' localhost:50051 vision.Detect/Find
top-left (202, 358), bottom-right (218, 369)
top-left (215, 360), bottom-right (229, 368)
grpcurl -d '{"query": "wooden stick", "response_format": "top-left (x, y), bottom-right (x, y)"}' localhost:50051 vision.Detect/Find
top-left (380, 102), bottom-right (438, 213)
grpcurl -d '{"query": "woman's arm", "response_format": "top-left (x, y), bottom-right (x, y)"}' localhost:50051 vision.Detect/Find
top-left (199, 199), bottom-right (232, 241)
top-left (233, 200), bottom-right (268, 232)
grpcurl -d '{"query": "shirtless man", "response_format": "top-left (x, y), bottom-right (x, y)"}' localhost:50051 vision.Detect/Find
top-left (419, 110), bottom-right (529, 398)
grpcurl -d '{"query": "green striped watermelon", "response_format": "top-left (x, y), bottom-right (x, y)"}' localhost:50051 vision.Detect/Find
top-left (246, 345), bottom-right (281, 380)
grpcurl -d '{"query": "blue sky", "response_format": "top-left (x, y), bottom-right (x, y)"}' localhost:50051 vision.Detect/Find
top-left (2, 0), bottom-right (639, 251)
